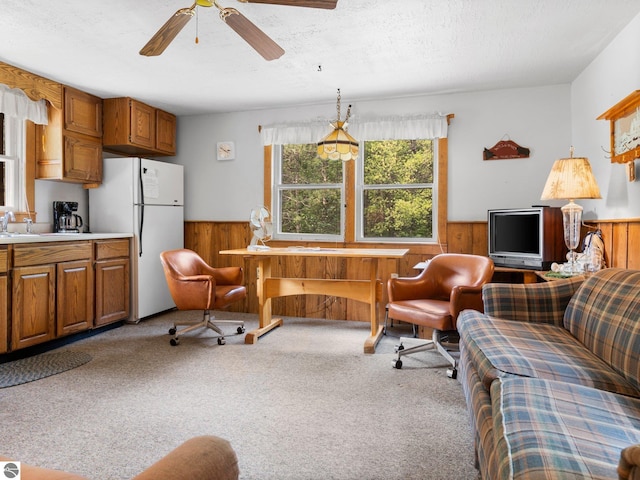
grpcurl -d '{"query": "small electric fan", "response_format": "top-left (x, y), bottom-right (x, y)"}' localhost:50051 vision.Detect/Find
top-left (248, 206), bottom-right (273, 251)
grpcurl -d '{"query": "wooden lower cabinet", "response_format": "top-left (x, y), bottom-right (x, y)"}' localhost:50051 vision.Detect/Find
top-left (94, 239), bottom-right (130, 326)
top-left (57, 259), bottom-right (94, 336)
top-left (0, 248), bottom-right (7, 353)
top-left (6, 239), bottom-right (131, 352)
top-left (0, 276), bottom-right (6, 354)
top-left (12, 264), bottom-right (56, 350)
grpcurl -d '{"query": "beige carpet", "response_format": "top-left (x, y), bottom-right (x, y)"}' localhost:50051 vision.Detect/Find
top-left (0, 311), bottom-right (480, 480)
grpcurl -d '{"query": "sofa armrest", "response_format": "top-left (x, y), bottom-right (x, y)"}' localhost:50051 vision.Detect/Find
top-left (482, 276), bottom-right (584, 326)
top-left (132, 436), bottom-right (239, 480)
top-left (619, 444), bottom-right (640, 480)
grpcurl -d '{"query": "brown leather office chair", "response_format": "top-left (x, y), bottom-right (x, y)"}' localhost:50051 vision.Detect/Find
top-left (385, 253), bottom-right (494, 377)
top-left (160, 249), bottom-right (247, 346)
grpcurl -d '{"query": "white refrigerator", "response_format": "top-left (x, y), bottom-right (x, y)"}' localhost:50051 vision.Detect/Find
top-left (89, 157), bottom-right (184, 321)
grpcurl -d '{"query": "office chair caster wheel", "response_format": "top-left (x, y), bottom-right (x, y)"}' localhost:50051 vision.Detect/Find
top-left (218, 337), bottom-right (226, 345)
top-left (170, 337), bottom-right (179, 346)
top-left (237, 326), bottom-right (245, 334)
top-left (447, 368), bottom-right (457, 379)
top-left (393, 359), bottom-right (403, 369)
top-left (168, 327), bottom-right (177, 335)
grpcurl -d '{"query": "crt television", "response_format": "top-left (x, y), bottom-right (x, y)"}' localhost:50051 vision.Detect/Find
top-left (488, 207), bottom-right (566, 270)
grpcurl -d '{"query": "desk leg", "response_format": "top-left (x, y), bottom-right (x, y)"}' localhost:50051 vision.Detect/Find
top-left (363, 259), bottom-right (384, 354)
top-left (245, 256), bottom-right (283, 344)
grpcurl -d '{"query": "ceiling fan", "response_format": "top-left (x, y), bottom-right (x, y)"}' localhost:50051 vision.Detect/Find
top-left (139, 0), bottom-right (338, 60)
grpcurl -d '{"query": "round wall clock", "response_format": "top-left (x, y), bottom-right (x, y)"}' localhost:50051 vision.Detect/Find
top-left (217, 141), bottom-right (235, 161)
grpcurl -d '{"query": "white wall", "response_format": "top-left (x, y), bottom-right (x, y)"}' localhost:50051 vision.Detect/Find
top-left (571, 11), bottom-right (640, 220)
top-left (177, 84), bottom-right (571, 222)
top-left (36, 11), bottom-right (639, 225)
top-left (34, 179), bottom-right (88, 230)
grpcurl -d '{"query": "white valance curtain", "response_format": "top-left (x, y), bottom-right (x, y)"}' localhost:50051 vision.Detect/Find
top-left (0, 83), bottom-right (48, 125)
top-left (260, 113), bottom-right (448, 146)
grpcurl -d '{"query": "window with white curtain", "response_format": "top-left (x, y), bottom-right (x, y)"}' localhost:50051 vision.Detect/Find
top-left (357, 139), bottom-right (437, 242)
top-left (263, 114), bottom-right (448, 243)
top-left (0, 83), bottom-right (48, 212)
top-left (273, 143), bottom-right (344, 241)
top-left (0, 112), bottom-right (22, 209)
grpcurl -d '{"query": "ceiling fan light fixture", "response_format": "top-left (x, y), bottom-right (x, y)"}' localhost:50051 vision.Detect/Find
top-left (317, 89), bottom-right (358, 161)
top-left (140, 0), bottom-right (332, 58)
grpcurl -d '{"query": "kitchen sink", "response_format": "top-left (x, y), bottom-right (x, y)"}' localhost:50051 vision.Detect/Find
top-left (0, 232), bottom-right (40, 237)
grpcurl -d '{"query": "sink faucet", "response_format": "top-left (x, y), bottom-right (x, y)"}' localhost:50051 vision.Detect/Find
top-left (0, 211), bottom-right (15, 233)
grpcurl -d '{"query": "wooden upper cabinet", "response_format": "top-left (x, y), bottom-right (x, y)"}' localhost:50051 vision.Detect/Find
top-left (129, 99), bottom-right (155, 149)
top-left (64, 87), bottom-right (103, 138)
top-left (156, 109), bottom-right (177, 155)
top-left (103, 97), bottom-right (176, 157)
top-left (36, 86), bottom-right (103, 184)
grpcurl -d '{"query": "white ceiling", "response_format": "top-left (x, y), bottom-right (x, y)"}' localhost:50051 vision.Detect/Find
top-left (1, 0), bottom-right (639, 116)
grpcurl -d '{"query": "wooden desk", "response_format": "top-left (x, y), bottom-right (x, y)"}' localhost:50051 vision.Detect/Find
top-left (220, 247), bottom-right (409, 353)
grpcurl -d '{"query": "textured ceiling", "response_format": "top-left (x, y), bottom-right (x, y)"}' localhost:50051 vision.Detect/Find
top-left (0, 0), bottom-right (639, 116)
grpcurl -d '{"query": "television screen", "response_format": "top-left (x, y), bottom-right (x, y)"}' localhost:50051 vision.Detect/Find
top-left (492, 212), bottom-right (540, 254)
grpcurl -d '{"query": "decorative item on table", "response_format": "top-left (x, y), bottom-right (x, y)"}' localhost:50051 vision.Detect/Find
top-left (317, 88), bottom-right (358, 161)
top-left (540, 148), bottom-right (601, 275)
top-left (248, 206), bottom-right (272, 251)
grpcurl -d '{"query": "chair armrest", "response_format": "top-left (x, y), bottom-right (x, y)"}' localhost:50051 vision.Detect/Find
top-left (450, 285), bottom-right (484, 321)
top-left (619, 444), bottom-right (640, 480)
top-left (387, 269), bottom-right (435, 302)
top-left (132, 436), bottom-right (239, 480)
top-left (482, 276), bottom-right (584, 326)
top-left (209, 266), bottom-right (244, 286)
top-left (167, 275), bottom-right (215, 311)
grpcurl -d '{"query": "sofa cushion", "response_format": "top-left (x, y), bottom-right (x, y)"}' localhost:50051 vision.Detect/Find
top-left (491, 377), bottom-right (640, 480)
top-left (563, 268), bottom-right (640, 392)
top-left (457, 311), bottom-right (640, 398)
top-left (483, 276), bottom-right (584, 326)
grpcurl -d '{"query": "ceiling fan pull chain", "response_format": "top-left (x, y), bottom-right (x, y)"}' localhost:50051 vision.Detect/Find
top-left (195, 5), bottom-right (200, 44)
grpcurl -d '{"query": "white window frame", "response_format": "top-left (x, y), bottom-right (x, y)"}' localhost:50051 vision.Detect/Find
top-left (355, 139), bottom-right (438, 243)
top-left (272, 144), bottom-right (345, 242)
top-left (0, 114), bottom-right (25, 211)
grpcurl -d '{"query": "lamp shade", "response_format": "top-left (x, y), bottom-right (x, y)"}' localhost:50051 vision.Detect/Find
top-left (317, 120), bottom-right (359, 161)
top-left (540, 156), bottom-right (602, 200)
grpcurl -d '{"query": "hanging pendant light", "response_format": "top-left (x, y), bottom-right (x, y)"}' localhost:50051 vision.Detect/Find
top-left (317, 89), bottom-right (358, 161)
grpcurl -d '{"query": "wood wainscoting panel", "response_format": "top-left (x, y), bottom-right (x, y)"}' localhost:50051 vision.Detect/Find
top-left (185, 219), bottom-right (639, 321)
top-left (585, 219), bottom-right (640, 269)
top-left (447, 222), bottom-right (487, 255)
top-left (186, 221), bottom-right (445, 321)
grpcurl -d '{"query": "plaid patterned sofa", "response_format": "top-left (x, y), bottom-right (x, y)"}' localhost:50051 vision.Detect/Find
top-left (457, 268), bottom-right (640, 480)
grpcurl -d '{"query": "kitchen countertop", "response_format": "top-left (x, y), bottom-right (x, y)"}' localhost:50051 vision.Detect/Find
top-left (0, 232), bottom-right (132, 244)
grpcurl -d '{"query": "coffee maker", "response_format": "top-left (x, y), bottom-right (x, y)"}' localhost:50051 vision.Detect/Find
top-left (53, 201), bottom-right (83, 233)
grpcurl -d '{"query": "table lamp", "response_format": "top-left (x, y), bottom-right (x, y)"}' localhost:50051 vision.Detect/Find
top-left (540, 148), bottom-right (601, 274)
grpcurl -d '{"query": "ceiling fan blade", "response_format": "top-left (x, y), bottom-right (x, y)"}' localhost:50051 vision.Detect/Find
top-left (239, 0), bottom-right (337, 9)
top-left (221, 9), bottom-right (285, 61)
top-left (140, 7), bottom-right (195, 56)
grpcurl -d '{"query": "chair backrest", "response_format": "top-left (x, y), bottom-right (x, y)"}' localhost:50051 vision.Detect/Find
top-left (426, 253), bottom-right (495, 300)
top-left (160, 248), bottom-right (207, 279)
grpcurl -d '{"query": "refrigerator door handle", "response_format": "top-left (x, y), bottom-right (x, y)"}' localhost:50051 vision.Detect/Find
top-left (138, 158), bottom-right (144, 257)
top-left (138, 204), bottom-right (144, 257)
